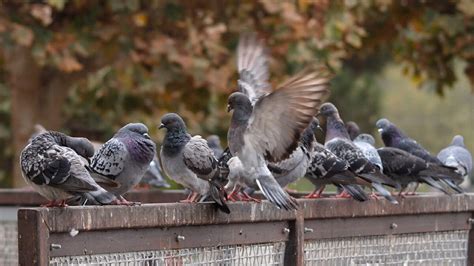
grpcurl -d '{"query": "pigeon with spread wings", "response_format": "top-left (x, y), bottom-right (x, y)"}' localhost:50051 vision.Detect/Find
top-left (227, 62), bottom-right (332, 210)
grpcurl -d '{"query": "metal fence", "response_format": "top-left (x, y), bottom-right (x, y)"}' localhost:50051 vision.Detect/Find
top-left (14, 193), bottom-right (474, 266)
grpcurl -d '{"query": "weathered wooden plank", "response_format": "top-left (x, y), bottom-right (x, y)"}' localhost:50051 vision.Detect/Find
top-left (22, 194), bottom-right (474, 233)
top-left (467, 212), bottom-right (474, 266)
top-left (284, 211), bottom-right (304, 266)
top-left (17, 209), bottom-right (50, 266)
top-left (303, 212), bottom-right (472, 240)
top-left (48, 221), bottom-right (289, 257)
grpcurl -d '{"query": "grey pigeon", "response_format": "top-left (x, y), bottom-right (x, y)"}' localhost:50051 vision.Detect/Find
top-left (345, 121), bottom-right (360, 141)
top-left (159, 113), bottom-right (230, 214)
top-left (304, 119), bottom-right (369, 201)
top-left (353, 134), bottom-right (383, 171)
top-left (376, 118), bottom-right (463, 191)
top-left (437, 135), bottom-right (472, 180)
top-left (88, 123), bottom-right (156, 204)
top-left (319, 103), bottom-right (399, 204)
top-left (378, 147), bottom-right (455, 195)
top-left (206, 135), bottom-right (224, 158)
top-left (227, 65), bottom-right (332, 210)
top-left (140, 155), bottom-right (171, 188)
top-left (20, 131), bottom-right (117, 207)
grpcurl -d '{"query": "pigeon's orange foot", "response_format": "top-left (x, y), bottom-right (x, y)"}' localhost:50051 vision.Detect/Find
top-left (239, 192), bottom-right (261, 203)
top-left (334, 190), bottom-right (351, 199)
top-left (370, 192), bottom-right (381, 200)
top-left (42, 200), bottom-right (68, 207)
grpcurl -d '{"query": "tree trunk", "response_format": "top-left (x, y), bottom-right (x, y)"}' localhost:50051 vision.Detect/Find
top-left (5, 46), bottom-right (42, 187)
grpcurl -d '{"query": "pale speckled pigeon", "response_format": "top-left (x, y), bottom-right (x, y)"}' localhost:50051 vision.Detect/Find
top-left (376, 118), bottom-right (463, 192)
top-left (88, 123), bottom-right (156, 204)
top-left (438, 135), bottom-right (472, 181)
top-left (159, 113), bottom-right (230, 214)
top-left (226, 64), bottom-right (332, 210)
top-left (20, 131), bottom-right (117, 207)
top-left (319, 103), bottom-right (399, 204)
top-left (353, 134), bottom-right (383, 171)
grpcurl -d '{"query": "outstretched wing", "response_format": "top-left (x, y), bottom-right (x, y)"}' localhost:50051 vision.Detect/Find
top-left (237, 33), bottom-right (271, 105)
top-left (183, 136), bottom-right (218, 180)
top-left (245, 66), bottom-right (331, 162)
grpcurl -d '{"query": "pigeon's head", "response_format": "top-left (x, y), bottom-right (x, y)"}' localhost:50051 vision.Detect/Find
top-left (375, 118), bottom-right (392, 133)
top-left (227, 92), bottom-right (252, 113)
top-left (318, 103), bottom-right (339, 117)
top-left (354, 133), bottom-right (376, 146)
top-left (451, 135), bottom-right (465, 147)
top-left (308, 117), bottom-right (323, 133)
top-left (67, 137), bottom-right (95, 158)
top-left (345, 121), bottom-right (360, 140)
top-left (206, 135), bottom-right (221, 147)
top-left (159, 113), bottom-right (186, 132)
top-left (116, 123), bottom-right (151, 140)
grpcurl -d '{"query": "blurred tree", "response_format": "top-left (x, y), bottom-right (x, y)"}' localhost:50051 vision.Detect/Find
top-left (0, 0), bottom-right (472, 186)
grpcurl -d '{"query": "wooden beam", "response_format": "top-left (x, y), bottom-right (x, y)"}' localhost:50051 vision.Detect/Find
top-left (17, 209), bottom-right (49, 266)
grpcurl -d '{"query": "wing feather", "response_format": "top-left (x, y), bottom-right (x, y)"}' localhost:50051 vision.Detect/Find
top-left (183, 136), bottom-right (218, 179)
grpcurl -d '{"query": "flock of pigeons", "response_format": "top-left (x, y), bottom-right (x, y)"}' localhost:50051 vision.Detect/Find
top-left (20, 33), bottom-right (472, 214)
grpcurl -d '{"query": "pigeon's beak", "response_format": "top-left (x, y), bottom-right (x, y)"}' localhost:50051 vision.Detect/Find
top-left (158, 123), bottom-right (165, 129)
top-left (377, 128), bottom-right (383, 133)
top-left (227, 104), bottom-right (232, 112)
top-left (143, 133), bottom-right (151, 139)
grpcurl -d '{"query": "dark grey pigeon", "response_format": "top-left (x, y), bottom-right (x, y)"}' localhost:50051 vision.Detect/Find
top-left (227, 65), bottom-right (332, 210)
top-left (88, 123), bottom-right (156, 204)
top-left (159, 113), bottom-right (230, 214)
top-left (20, 131), bottom-right (117, 207)
top-left (438, 135), bottom-right (472, 180)
top-left (206, 135), bottom-right (224, 158)
top-left (319, 103), bottom-right (399, 204)
top-left (378, 147), bottom-right (455, 195)
top-left (237, 32), bottom-right (271, 105)
top-left (304, 120), bottom-right (369, 202)
top-left (353, 134), bottom-right (383, 171)
top-left (376, 118), bottom-right (463, 191)
top-left (345, 121), bottom-right (360, 141)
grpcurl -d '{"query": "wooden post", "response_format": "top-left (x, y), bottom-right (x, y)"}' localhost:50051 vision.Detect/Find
top-left (468, 212), bottom-right (474, 266)
top-left (18, 209), bottom-right (49, 266)
top-left (284, 211), bottom-right (304, 266)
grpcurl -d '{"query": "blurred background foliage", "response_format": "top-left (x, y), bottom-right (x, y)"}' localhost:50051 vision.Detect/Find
top-left (0, 0), bottom-right (472, 187)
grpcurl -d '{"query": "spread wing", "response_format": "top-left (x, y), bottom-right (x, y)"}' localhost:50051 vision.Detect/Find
top-left (237, 33), bottom-right (271, 105)
top-left (244, 66), bottom-right (332, 163)
top-left (270, 147), bottom-right (305, 175)
top-left (89, 138), bottom-right (126, 179)
top-left (183, 136), bottom-right (218, 180)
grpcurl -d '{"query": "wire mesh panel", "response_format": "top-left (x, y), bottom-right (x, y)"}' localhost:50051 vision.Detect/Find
top-left (50, 242), bottom-right (286, 266)
top-left (304, 230), bottom-right (469, 265)
top-left (0, 220), bottom-right (18, 266)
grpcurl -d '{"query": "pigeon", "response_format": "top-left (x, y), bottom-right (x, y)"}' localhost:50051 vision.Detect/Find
top-left (318, 103), bottom-right (399, 204)
top-left (140, 155), bottom-right (171, 188)
top-left (353, 134), bottom-right (383, 171)
top-left (437, 135), bottom-right (472, 181)
top-left (378, 147), bottom-right (455, 195)
top-left (159, 113), bottom-right (230, 214)
top-left (345, 121), bottom-right (360, 141)
top-left (206, 135), bottom-right (224, 158)
top-left (20, 131), bottom-right (117, 207)
top-left (303, 119), bottom-right (369, 201)
top-left (227, 64), bottom-right (331, 210)
top-left (376, 118), bottom-right (463, 192)
top-left (33, 124), bottom-right (169, 189)
top-left (88, 123), bottom-right (156, 204)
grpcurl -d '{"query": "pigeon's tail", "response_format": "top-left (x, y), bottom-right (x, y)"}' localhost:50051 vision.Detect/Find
top-left (340, 184), bottom-right (369, 202)
top-left (419, 164), bottom-right (464, 184)
top-left (371, 183), bottom-right (398, 204)
top-left (418, 176), bottom-right (451, 195)
top-left (84, 189), bottom-right (118, 205)
top-left (208, 180), bottom-right (231, 214)
top-left (359, 171), bottom-right (400, 189)
top-left (256, 175), bottom-right (299, 211)
top-left (439, 178), bottom-right (464, 194)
